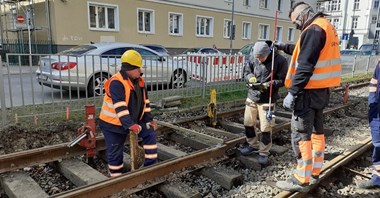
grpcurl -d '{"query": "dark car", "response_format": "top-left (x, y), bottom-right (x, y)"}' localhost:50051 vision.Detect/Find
top-left (358, 44), bottom-right (375, 55)
top-left (340, 49), bottom-right (361, 55)
top-left (141, 44), bottom-right (169, 56)
top-left (238, 42), bottom-right (255, 56)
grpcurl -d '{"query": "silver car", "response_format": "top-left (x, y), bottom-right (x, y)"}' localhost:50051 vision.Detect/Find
top-left (36, 42), bottom-right (188, 96)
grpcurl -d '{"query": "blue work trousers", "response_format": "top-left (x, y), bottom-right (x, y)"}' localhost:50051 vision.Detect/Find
top-left (102, 122), bottom-right (157, 168)
top-left (369, 112), bottom-right (380, 185)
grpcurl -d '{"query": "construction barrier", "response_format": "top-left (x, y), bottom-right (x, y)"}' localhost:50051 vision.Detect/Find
top-left (189, 53), bottom-right (245, 83)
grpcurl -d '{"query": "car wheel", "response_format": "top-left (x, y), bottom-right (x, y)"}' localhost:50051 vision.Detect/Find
top-left (170, 69), bottom-right (187, 88)
top-left (88, 73), bottom-right (109, 97)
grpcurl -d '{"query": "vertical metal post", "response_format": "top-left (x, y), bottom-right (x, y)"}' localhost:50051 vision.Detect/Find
top-left (45, 0), bottom-right (52, 53)
top-left (0, 57), bottom-right (6, 126)
top-left (229, 0), bottom-right (235, 54)
top-left (201, 55), bottom-right (207, 98)
top-left (366, 55), bottom-right (372, 74)
top-left (352, 55), bottom-right (357, 77)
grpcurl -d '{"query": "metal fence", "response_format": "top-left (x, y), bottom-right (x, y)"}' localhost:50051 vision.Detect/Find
top-left (1, 39), bottom-right (57, 65)
top-left (0, 53), bottom-right (247, 126)
top-left (0, 52), bottom-right (377, 127)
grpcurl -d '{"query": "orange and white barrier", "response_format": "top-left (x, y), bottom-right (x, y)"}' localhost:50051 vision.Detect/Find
top-left (189, 53), bottom-right (245, 82)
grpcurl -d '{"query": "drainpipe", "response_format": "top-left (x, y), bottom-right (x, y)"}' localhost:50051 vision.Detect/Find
top-left (45, 0), bottom-right (52, 53)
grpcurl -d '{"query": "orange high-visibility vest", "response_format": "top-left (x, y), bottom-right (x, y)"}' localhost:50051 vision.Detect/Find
top-left (285, 17), bottom-right (341, 89)
top-left (99, 72), bottom-right (150, 126)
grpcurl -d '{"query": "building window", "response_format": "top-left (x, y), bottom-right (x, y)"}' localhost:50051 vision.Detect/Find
top-left (332, 18), bottom-right (340, 29)
top-left (138, 9), bottom-right (154, 33)
top-left (242, 21), bottom-right (251, 39)
top-left (375, 0), bottom-right (379, 8)
top-left (288, 28), bottom-right (294, 41)
top-left (259, 0), bottom-right (268, 9)
top-left (352, 17), bottom-right (358, 29)
top-left (372, 16), bottom-right (378, 24)
top-left (196, 16), bottom-right (213, 37)
top-left (224, 19), bottom-right (232, 38)
top-left (316, 2), bottom-right (323, 12)
top-left (243, 0), bottom-right (250, 7)
top-left (290, 1), bottom-right (295, 9)
top-left (377, 20), bottom-right (380, 28)
top-left (88, 2), bottom-right (118, 31)
top-left (278, 0), bottom-right (282, 11)
top-left (258, 24), bottom-right (269, 40)
top-left (329, 0), bottom-right (341, 11)
top-left (276, 26), bottom-right (283, 41)
top-left (353, 0), bottom-right (360, 10)
top-left (376, 30), bottom-right (380, 39)
top-left (169, 12), bottom-right (183, 35)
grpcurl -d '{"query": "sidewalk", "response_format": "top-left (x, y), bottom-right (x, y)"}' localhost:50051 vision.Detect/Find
top-left (1, 65), bottom-right (39, 75)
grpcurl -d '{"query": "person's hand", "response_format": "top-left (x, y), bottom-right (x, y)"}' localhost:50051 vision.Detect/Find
top-left (283, 92), bottom-right (295, 110)
top-left (129, 124), bottom-right (142, 134)
top-left (148, 120), bottom-right (158, 131)
top-left (274, 41), bottom-right (286, 51)
top-left (262, 82), bottom-right (270, 90)
top-left (249, 76), bottom-right (257, 83)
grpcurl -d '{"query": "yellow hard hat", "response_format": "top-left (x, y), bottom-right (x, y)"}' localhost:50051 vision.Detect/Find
top-left (121, 50), bottom-right (143, 68)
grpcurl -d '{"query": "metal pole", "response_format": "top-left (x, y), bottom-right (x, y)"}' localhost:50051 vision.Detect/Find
top-left (27, 7), bottom-right (32, 55)
top-left (372, 0), bottom-right (380, 52)
top-left (341, 0), bottom-right (349, 49)
top-left (0, 2), bottom-right (4, 44)
top-left (229, 0), bottom-right (235, 54)
top-left (0, 57), bottom-right (6, 126)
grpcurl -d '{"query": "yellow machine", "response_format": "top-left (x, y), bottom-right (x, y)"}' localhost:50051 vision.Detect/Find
top-left (207, 89), bottom-right (217, 127)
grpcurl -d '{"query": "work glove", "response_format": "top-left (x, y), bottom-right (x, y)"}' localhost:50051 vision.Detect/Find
top-left (283, 92), bottom-right (295, 110)
top-left (262, 82), bottom-right (270, 90)
top-left (248, 76), bottom-right (257, 83)
top-left (147, 120), bottom-right (158, 131)
top-left (129, 124), bottom-right (142, 134)
top-left (274, 41), bottom-right (286, 51)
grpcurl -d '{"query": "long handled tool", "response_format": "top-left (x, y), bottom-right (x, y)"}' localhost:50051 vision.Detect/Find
top-left (266, 10), bottom-right (279, 122)
top-left (129, 131), bottom-right (145, 171)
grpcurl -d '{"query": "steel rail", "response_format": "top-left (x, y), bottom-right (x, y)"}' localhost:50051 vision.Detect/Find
top-left (0, 138), bottom-right (107, 174)
top-left (51, 137), bottom-right (246, 198)
top-left (274, 137), bottom-right (372, 198)
top-left (0, 108), bottom-right (243, 174)
top-left (0, 103), bottom-right (352, 174)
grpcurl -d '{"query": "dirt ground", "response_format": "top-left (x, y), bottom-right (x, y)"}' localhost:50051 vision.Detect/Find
top-left (0, 121), bottom-right (81, 155)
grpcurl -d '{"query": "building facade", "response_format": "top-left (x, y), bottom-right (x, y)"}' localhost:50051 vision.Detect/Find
top-left (0, 0), bottom-right (316, 54)
top-left (317, 0), bottom-right (380, 49)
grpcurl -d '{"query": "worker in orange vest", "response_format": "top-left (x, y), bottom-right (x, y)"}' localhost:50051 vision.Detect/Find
top-left (275, 1), bottom-right (341, 192)
top-left (99, 50), bottom-right (158, 177)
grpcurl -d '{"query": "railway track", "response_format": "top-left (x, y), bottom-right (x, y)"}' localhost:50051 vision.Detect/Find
top-left (0, 81), bottom-right (374, 198)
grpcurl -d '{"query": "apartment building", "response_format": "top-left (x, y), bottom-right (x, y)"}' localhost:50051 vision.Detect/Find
top-left (0, 0), bottom-right (316, 53)
top-left (317, 0), bottom-right (380, 49)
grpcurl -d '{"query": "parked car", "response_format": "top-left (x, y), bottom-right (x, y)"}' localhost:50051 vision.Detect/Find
top-left (340, 49), bottom-right (362, 55)
top-left (238, 42), bottom-right (255, 56)
top-left (358, 43), bottom-right (376, 55)
top-left (36, 42), bottom-right (188, 96)
top-left (140, 44), bottom-right (169, 56)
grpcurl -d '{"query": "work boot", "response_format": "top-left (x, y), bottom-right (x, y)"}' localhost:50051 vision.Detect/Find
top-left (239, 145), bottom-right (258, 156)
top-left (258, 155), bottom-right (269, 165)
top-left (309, 176), bottom-right (319, 185)
top-left (276, 178), bottom-right (310, 192)
top-left (357, 180), bottom-right (380, 189)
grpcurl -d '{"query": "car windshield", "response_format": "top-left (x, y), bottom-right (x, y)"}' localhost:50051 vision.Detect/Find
top-left (152, 47), bottom-right (168, 54)
top-left (58, 45), bottom-right (97, 56)
top-left (239, 44), bottom-right (253, 55)
top-left (181, 48), bottom-right (200, 54)
top-left (360, 45), bottom-right (373, 51)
